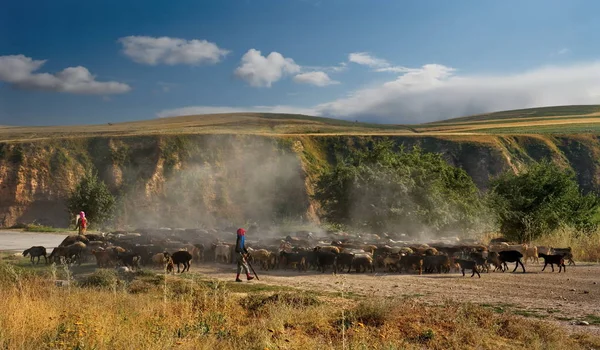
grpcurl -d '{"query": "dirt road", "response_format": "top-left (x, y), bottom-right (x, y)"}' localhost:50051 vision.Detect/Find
top-left (0, 231), bottom-right (66, 251)
top-left (191, 262), bottom-right (600, 332)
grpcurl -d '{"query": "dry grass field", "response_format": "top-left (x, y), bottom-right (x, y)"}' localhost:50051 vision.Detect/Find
top-left (2, 254), bottom-right (600, 350)
top-left (2, 105), bottom-right (600, 143)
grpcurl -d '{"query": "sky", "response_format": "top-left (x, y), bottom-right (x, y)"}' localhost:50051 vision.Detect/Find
top-left (1, 0), bottom-right (600, 126)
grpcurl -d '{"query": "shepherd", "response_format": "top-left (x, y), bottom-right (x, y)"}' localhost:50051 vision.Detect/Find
top-left (75, 211), bottom-right (88, 236)
top-left (235, 228), bottom-right (254, 282)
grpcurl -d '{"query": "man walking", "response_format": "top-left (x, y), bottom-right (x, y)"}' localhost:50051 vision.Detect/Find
top-left (235, 228), bottom-right (254, 282)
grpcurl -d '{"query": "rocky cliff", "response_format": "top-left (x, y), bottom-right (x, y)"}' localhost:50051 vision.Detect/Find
top-left (1, 133), bottom-right (599, 228)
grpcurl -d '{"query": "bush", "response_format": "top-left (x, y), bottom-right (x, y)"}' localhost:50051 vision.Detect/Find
top-left (67, 170), bottom-right (116, 228)
top-left (79, 269), bottom-right (118, 288)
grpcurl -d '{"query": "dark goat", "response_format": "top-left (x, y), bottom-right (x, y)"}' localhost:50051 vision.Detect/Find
top-left (171, 251), bottom-right (193, 273)
top-left (552, 247), bottom-right (575, 266)
top-left (23, 246), bottom-right (47, 264)
top-left (423, 255), bottom-right (451, 274)
top-left (454, 259), bottom-right (481, 278)
top-left (336, 252), bottom-right (355, 273)
top-left (279, 251), bottom-right (306, 271)
top-left (486, 251), bottom-right (503, 272)
top-left (539, 253), bottom-right (566, 273)
top-left (313, 248), bottom-right (337, 273)
top-left (117, 252), bottom-right (141, 270)
top-left (498, 250), bottom-right (526, 273)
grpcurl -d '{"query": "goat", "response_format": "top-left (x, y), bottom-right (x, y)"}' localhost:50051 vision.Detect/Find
top-left (454, 259), bottom-right (481, 278)
top-left (498, 250), bottom-right (526, 273)
top-left (22, 246), bottom-right (47, 264)
top-left (552, 247), bottom-right (575, 266)
top-left (539, 253), bottom-right (566, 273)
top-left (171, 250), bottom-right (192, 273)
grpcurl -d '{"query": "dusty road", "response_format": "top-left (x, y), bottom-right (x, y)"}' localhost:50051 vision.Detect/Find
top-left (191, 261), bottom-right (600, 333)
top-left (0, 231), bottom-right (66, 251)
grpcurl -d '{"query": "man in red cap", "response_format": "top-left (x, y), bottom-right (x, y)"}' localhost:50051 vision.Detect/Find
top-left (235, 228), bottom-right (254, 282)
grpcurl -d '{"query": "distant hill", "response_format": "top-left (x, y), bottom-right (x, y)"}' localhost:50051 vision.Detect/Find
top-left (431, 105), bottom-right (600, 124)
top-left (3, 105), bottom-right (600, 142)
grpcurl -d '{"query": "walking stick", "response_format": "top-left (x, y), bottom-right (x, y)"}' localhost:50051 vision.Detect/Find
top-left (243, 254), bottom-right (260, 281)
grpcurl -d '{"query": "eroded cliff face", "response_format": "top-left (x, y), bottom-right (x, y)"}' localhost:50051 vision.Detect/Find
top-left (1, 134), bottom-right (599, 228)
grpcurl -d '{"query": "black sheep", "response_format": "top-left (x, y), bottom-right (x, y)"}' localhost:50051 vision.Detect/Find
top-left (171, 250), bottom-right (193, 273)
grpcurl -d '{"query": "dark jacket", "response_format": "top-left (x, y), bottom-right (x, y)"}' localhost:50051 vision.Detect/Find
top-left (236, 234), bottom-right (248, 253)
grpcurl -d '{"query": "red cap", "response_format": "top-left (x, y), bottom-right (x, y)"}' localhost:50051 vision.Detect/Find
top-left (237, 228), bottom-right (246, 236)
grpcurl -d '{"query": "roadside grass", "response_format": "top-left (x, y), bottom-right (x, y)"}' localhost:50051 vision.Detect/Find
top-left (22, 224), bottom-right (68, 233)
top-left (1, 259), bottom-right (600, 349)
top-left (585, 315), bottom-right (600, 325)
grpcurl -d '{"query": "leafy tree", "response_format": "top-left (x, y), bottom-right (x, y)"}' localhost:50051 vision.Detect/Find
top-left (487, 160), bottom-right (600, 243)
top-left (67, 170), bottom-right (116, 228)
top-left (314, 140), bottom-right (484, 234)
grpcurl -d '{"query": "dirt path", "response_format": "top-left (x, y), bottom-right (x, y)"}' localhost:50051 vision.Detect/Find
top-left (191, 262), bottom-right (600, 334)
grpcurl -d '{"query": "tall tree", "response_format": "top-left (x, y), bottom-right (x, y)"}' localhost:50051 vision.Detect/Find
top-left (67, 170), bottom-right (116, 228)
top-left (487, 160), bottom-right (600, 242)
top-left (314, 141), bottom-right (484, 234)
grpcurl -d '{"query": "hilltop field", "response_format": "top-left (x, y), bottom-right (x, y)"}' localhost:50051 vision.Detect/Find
top-left (2, 105), bottom-right (600, 142)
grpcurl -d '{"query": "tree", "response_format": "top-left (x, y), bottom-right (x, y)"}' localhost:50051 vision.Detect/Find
top-left (487, 160), bottom-right (600, 243)
top-left (67, 170), bottom-right (116, 228)
top-left (314, 141), bottom-right (484, 234)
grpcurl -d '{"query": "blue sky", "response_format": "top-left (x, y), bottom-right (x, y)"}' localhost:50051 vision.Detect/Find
top-left (1, 0), bottom-right (600, 126)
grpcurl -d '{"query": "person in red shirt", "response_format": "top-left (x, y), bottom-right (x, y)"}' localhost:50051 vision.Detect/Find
top-left (76, 211), bottom-right (87, 235)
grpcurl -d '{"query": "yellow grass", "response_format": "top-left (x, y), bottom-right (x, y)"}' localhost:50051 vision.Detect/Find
top-left (0, 261), bottom-right (599, 350)
top-left (534, 227), bottom-right (600, 263)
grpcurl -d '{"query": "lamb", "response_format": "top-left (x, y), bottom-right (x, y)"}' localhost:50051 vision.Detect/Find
top-left (22, 246), bottom-right (47, 264)
top-left (539, 253), bottom-right (566, 273)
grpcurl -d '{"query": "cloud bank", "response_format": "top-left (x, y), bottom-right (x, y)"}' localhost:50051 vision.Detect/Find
top-left (119, 36), bottom-right (229, 65)
top-left (162, 60), bottom-right (600, 124)
top-left (317, 61), bottom-right (600, 123)
top-left (0, 55), bottom-right (131, 94)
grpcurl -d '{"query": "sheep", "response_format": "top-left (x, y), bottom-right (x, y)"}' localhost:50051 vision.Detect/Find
top-left (247, 249), bottom-right (272, 271)
top-left (151, 252), bottom-right (170, 268)
top-left (49, 242), bottom-right (86, 265)
top-left (171, 250), bottom-right (192, 273)
top-left (351, 255), bottom-right (374, 273)
top-left (92, 249), bottom-right (117, 268)
top-left (539, 253), bottom-right (566, 273)
top-left (454, 259), bottom-right (481, 278)
top-left (59, 235), bottom-right (89, 247)
top-left (22, 246), bottom-right (47, 264)
top-left (383, 254), bottom-right (401, 272)
top-left (214, 244), bottom-right (231, 264)
top-left (191, 244), bottom-right (204, 263)
top-left (316, 246), bottom-right (340, 254)
top-left (116, 252), bottom-right (141, 271)
top-left (523, 246), bottom-right (539, 264)
top-left (498, 250), bottom-right (526, 273)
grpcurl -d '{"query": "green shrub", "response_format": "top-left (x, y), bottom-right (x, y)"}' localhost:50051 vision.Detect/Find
top-left (79, 269), bottom-right (118, 288)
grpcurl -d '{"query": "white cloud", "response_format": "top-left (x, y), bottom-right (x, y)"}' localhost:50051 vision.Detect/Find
top-left (234, 49), bottom-right (301, 87)
top-left (348, 52), bottom-right (389, 68)
top-left (118, 36), bottom-right (229, 65)
top-left (557, 48), bottom-right (570, 55)
top-left (317, 61), bottom-right (600, 123)
top-left (293, 71), bottom-right (339, 86)
top-left (348, 52), bottom-right (415, 74)
top-left (0, 55), bottom-right (131, 94)
top-left (157, 105), bottom-right (316, 118)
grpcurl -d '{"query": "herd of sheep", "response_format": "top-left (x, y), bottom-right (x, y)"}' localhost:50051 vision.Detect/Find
top-left (20, 228), bottom-right (575, 278)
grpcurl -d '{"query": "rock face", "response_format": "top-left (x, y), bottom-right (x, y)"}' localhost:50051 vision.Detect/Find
top-left (1, 134), bottom-right (600, 228)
